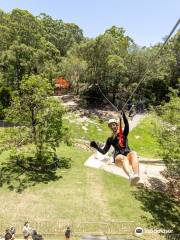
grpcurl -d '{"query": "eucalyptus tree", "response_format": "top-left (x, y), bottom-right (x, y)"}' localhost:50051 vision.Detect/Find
top-left (77, 26), bottom-right (131, 103)
top-left (62, 52), bottom-right (87, 94)
top-left (0, 9), bottom-right (62, 93)
top-left (38, 13), bottom-right (84, 56)
top-left (5, 74), bottom-right (67, 164)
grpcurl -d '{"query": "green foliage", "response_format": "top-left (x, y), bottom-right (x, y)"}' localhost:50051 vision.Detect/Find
top-left (135, 188), bottom-right (180, 234)
top-left (1, 42), bottom-right (38, 89)
top-left (0, 9), bottom-right (41, 50)
top-left (61, 51), bottom-right (87, 94)
top-left (9, 9), bottom-right (42, 47)
top-left (155, 93), bottom-right (179, 170)
top-left (166, 32), bottom-right (180, 89)
top-left (0, 8), bottom-right (179, 112)
top-left (155, 93), bottom-right (180, 198)
top-left (38, 13), bottom-right (84, 56)
top-left (0, 127), bottom-right (30, 154)
top-left (6, 75), bottom-right (52, 123)
top-left (0, 86), bottom-right (11, 119)
top-left (133, 94), bottom-right (180, 235)
top-left (72, 26), bottom-right (131, 104)
top-left (5, 75), bottom-right (68, 165)
top-left (0, 39), bottom-right (61, 90)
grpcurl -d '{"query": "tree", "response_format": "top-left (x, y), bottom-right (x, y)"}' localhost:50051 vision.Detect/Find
top-left (0, 9), bottom-right (62, 94)
top-left (134, 92), bottom-right (180, 235)
top-left (62, 50), bottom-right (87, 94)
top-left (38, 13), bottom-right (84, 56)
top-left (77, 26), bottom-right (131, 104)
top-left (0, 10), bottom-right (12, 51)
top-left (142, 44), bottom-right (177, 106)
top-left (168, 31), bottom-right (180, 89)
top-left (0, 42), bottom-right (36, 90)
top-left (0, 86), bottom-right (11, 119)
top-left (0, 72), bottom-right (11, 119)
top-left (9, 8), bottom-right (42, 47)
top-left (106, 54), bottom-right (127, 104)
top-left (5, 75), bottom-right (67, 166)
top-left (155, 91), bottom-right (180, 199)
top-left (123, 39), bottom-right (178, 107)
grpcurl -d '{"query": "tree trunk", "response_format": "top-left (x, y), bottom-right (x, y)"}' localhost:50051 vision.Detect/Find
top-left (112, 89), bottom-right (116, 104)
top-left (31, 107), bottom-right (36, 143)
top-left (76, 74), bottom-right (79, 95)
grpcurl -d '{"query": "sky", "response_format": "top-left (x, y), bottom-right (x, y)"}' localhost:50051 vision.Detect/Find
top-left (0, 0), bottom-right (179, 46)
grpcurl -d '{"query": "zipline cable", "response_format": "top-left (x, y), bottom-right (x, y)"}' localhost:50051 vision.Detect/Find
top-left (96, 83), bottom-right (119, 112)
top-left (122, 18), bottom-right (180, 110)
top-left (96, 18), bottom-right (180, 113)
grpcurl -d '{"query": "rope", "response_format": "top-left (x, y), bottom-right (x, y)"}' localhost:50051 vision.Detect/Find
top-left (96, 83), bottom-right (119, 112)
top-left (122, 18), bottom-right (180, 111)
top-left (95, 18), bottom-right (180, 113)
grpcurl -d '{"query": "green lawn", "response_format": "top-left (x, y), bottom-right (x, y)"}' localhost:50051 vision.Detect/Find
top-left (63, 113), bottom-right (110, 142)
top-left (0, 114), bottom-right (164, 239)
top-left (0, 144), bottom-right (150, 233)
top-left (129, 115), bottom-right (160, 158)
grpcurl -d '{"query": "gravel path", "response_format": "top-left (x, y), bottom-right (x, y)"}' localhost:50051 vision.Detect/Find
top-left (128, 114), bottom-right (146, 130)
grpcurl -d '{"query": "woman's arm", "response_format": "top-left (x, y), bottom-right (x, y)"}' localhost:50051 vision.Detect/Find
top-left (90, 138), bottom-right (111, 154)
top-left (122, 112), bottom-right (129, 137)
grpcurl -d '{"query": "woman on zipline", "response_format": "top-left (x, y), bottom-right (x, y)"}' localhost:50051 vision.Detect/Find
top-left (90, 111), bottom-right (140, 185)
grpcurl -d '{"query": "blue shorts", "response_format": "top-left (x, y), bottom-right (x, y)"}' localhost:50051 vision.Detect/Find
top-left (113, 150), bottom-right (130, 162)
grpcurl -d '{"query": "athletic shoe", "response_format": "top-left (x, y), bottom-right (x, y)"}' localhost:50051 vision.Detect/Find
top-left (130, 173), bottom-right (140, 186)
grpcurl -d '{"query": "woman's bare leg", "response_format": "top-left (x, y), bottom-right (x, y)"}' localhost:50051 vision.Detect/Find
top-left (115, 154), bottom-right (132, 177)
top-left (127, 151), bottom-right (139, 174)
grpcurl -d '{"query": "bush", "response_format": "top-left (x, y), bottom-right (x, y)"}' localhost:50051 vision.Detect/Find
top-left (155, 93), bottom-right (180, 199)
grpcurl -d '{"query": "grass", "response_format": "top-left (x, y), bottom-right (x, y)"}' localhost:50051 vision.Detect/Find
top-left (63, 113), bottom-right (110, 142)
top-left (128, 115), bottom-right (160, 158)
top-left (0, 143), bottom-right (150, 234)
top-left (0, 114), bottom-right (164, 239)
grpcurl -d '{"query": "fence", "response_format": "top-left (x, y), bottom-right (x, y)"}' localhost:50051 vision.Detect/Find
top-left (0, 220), bottom-right (136, 235)
top-left (0, 121), bottom-right (19, 128)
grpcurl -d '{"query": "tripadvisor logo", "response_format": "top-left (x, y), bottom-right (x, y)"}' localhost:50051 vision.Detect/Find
top-left (134, 227), bottom-right (173, 236)
top-left (134, 227), bottom-right (144, 236)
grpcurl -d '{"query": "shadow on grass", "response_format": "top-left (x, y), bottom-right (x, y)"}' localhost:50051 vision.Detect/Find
top-left (0, 157), bottom-right (71, 193)
top-left (134, 177), bottom-right (180, 237)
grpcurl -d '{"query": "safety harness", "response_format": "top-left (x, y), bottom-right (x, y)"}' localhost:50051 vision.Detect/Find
top-left (118, 116), bottom-right (125, 148)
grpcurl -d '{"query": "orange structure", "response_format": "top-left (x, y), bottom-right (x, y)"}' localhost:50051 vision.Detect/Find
top-left (54, 77), bottom-right (70, 95)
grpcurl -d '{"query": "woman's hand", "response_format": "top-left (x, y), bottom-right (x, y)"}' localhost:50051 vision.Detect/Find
top-left (121, 109), bottom-right (125, 115)
top-left (90, 141), bottom-right (98, 149)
